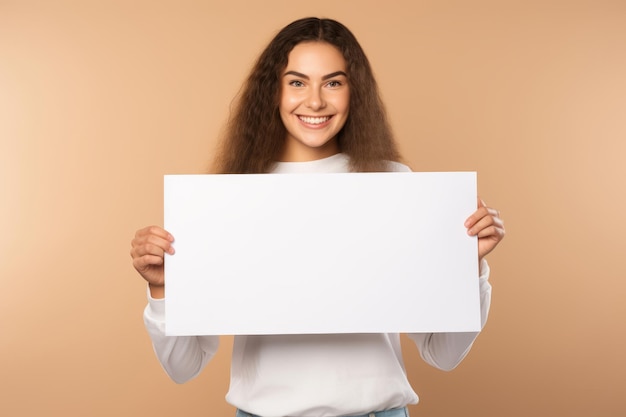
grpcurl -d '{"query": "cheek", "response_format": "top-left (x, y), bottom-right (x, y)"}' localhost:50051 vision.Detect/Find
top-left (333, 92), bottom-right (350, 114)
top-left (280, 97), bottom-right (297, 115)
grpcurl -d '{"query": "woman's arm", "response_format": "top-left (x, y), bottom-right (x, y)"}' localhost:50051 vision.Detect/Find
top-left (143, 293), bottom-right (219, 383)
top-left (409, 199), bottom-right (504, 370)
top-left (131, 225), bottom-right (219, 382)
top-left (407, 259), bottom-right (491, 371)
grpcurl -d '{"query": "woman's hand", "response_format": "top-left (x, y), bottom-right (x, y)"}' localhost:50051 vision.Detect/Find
top-left (130, 226), bottom-right (175, 294)
top-left (464, 198), bottom-right (505, 261)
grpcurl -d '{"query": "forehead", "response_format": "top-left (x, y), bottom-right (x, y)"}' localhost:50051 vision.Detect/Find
top-left (285, 42), bottom-right (347, 72)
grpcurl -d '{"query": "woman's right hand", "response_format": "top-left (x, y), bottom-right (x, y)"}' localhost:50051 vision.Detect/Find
top-left (130, 226), bottom-right (175, 293)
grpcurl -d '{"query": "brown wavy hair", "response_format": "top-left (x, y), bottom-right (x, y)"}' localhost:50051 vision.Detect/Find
top-left (213, 17), bottom-right (401, 174)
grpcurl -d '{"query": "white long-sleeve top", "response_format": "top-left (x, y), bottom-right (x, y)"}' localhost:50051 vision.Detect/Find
top-left (144, 153), bottom-right (492, 417)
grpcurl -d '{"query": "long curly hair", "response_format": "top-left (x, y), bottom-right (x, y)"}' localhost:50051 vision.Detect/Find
top-left (213, 17), bottom-right (401, 173)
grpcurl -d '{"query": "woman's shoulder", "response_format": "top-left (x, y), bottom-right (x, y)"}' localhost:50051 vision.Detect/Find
top-left (385, 160), bottom-right (412, 173)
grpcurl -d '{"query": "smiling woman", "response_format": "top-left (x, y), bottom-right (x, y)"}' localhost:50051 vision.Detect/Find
top-left (129, 16), bottom-right (505, 417)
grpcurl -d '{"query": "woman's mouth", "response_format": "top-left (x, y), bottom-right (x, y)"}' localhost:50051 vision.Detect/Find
top-left (298, 115), bottom-right (332, 125)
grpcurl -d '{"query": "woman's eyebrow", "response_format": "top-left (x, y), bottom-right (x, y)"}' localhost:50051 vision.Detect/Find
top-left (283, 70), bottom-right (348, 80)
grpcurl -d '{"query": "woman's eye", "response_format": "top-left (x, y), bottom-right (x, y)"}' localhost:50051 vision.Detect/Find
top-left (326, 80), bottom-right (342, 88)
top-left (289, 80), bottom-right (304, 87)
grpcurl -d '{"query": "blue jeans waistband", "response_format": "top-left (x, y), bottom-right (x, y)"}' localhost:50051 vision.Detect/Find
top-left (236, 406), bottom-right (409, 417)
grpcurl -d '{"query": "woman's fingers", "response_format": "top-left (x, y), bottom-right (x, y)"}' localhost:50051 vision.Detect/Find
top-left (465, 198), bottom-right (505, 260)
top-left (131, 226), bottom-right (174, 254)
top-left (132, 253), bottom-right (164, 272)
top-left (135, 225), bottom-right (174, 245)
top-left (130, 225), bottom-right (175, 286)
top-left (467, 209), bottom-right (503, 237)
top-left (131, 235), bottom-right (174, 258)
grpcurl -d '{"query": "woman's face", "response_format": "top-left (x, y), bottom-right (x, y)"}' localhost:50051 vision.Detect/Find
top-left (278, 41), bottom-right (350, 162)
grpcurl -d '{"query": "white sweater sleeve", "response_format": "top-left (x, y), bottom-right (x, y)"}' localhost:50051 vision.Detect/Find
top-left (143, 290), bottom-right (220, 383)
top-left (407, 258), bottom-right (492, 371)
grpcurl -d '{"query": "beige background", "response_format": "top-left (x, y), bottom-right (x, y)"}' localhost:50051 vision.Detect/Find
top-left (1, 0), bottom-right (624, 416)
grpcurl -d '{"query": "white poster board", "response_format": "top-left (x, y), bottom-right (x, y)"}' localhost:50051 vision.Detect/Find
top-left (164, 172), bottom-right (479, 335)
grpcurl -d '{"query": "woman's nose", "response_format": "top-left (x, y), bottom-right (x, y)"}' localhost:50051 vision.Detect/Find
top-left (305, 87), bottom-right (326, 110)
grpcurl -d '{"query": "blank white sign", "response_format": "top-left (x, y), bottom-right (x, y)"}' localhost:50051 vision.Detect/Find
top-left (164, 172), bottom-right (479, 335)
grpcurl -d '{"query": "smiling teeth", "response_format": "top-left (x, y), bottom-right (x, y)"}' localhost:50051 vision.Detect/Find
top-left (299, 116), bottom-right (330, 125)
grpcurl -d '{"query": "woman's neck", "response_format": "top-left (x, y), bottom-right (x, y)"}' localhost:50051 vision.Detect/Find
top-left (277, 137), bottom-right (340, 162)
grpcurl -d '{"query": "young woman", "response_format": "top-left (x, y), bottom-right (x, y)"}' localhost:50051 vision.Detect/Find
top-left (130, 17), bottom-right (505, 417)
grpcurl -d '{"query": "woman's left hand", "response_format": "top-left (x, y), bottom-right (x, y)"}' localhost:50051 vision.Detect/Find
top-left (464, 198), bottom-right (505, 260)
